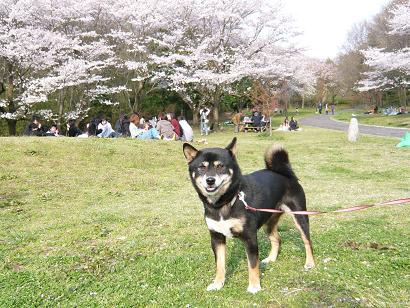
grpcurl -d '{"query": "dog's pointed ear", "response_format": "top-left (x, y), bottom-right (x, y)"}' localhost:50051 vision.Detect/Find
top-left (183, 143), bottom-right (199, 163)
top-left (226, 137), bottom-right (237, 157)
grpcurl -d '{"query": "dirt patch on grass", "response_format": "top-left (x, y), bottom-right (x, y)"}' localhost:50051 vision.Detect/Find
top-left (0, 196), bottom-right (26, 210)
top-left (342, 241), bottom-right (395, 250)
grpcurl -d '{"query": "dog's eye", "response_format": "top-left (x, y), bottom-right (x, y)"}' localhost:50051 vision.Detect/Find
top-left (215, 163), bottom-right (224, 171)
top-left (198, 165), bottom-right (207, 172)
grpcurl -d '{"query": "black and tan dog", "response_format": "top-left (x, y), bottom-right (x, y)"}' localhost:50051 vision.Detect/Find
top-left (183, 137), bottom-right (314, 293)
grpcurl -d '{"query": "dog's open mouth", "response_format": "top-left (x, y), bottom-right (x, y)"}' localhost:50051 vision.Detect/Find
top-left (205, 186), bottom-right (218, 192)
top-left (199, 176), bottom-right (231, 197)
top-left (204, 179), bottom-right (227, 194)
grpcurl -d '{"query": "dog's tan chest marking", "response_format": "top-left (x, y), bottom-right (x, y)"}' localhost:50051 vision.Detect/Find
top-left (205, 216), bottom-right (243, 237)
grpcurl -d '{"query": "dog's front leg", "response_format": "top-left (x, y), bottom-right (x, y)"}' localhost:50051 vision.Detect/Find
top-left (243, 233), bottom-right (261, 294)
top-left (207, 231), bottom-right (226, 291)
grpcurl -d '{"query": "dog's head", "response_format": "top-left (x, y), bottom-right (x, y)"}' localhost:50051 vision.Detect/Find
top-left (183, 138), bottom-right (239, 204)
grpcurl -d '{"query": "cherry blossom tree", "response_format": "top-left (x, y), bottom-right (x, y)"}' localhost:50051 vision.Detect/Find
top-left (103, 0), bottom-right (178, 112)
top-left (0, 0), bottom-right (119, 134)
top-left (314, 60), bottom-right (340, 104)
top-left (0, 24), bottom-right (75, 134)
top-left (390, 0), bottom-right (410, 35)
top-left (153, 0), bottom-right (300, 124)
top-left (293, 57), bottom-right (321, 107)
top-left (358, 1), bottom-right (410, 106)
top-left (245, 51), bottom-right (319, 111)
top-left (1, 0), bottom-right (325, 135)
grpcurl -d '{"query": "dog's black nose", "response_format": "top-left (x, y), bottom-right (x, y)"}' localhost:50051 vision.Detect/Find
top-left (206, 177), bottom-right (216, 186)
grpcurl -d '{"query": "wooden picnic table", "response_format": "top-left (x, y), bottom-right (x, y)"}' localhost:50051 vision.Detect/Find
top-left (240, 121), bottom-right (266, 132)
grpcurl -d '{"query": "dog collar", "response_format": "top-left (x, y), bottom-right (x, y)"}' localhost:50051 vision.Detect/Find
top-left (218, 192), bottom-right (238, 208)
top-left (229, 194), bottom-right (238, 207)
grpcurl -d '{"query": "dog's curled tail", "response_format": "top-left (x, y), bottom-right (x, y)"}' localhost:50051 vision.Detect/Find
top-left (264, 144), bottom-right (297, 179)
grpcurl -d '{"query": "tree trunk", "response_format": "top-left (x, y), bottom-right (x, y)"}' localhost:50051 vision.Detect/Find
top-left (302, 96), bottom-right (305, 109)
top-left (212, 105), bottom-right (219, 125)
top-left (68, 87), bottom-right (74, 110)
top-left (58, 89), bottom-right (64, 130)
top-left (132, 81), bottom-right (144, 112)
top-left (192, 109), bottom-right (199, 125)
top-left (399, 87), bottom-right (407, 107)
top-left (6, 65), bottom-right (17, 136)
top-left (178, 91), bottom-right (199, 124)
top-left (122, 90), bottom-right (132, 112)
top-left (383, 91), bottom-right (387, 107)
top-left (284, 92), bottom-right (290, 112)
top-left (7, 119), bottom-right (17, 136)
top-left (211, 86), bottom-right (222, 125)
top-left (133, 93), bottom-right (139, 112)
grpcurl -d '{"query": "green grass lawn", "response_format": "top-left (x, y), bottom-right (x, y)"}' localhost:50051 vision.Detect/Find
top-left (1, 128), bottom-right (409, 307)
top-left (334, 110), bottom-right (410, 128)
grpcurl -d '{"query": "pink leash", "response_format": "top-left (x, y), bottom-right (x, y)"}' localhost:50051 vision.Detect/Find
top-left (237, 192), bottom-right (410, 216)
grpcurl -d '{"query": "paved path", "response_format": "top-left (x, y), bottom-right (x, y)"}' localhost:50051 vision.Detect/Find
top-left (299, 115), bottom-right (409, 138)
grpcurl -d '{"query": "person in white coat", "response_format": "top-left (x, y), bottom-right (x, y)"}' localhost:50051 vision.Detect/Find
top-left (178, 116), bottom-right (194, 142)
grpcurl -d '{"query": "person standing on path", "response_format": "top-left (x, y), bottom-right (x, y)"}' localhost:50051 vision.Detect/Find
top-left (331, 103), bottom-right (335, 115)
top-left (199, 106), bottom-right (211, 136)
top-left (232, 110), bottom-right (242, 133)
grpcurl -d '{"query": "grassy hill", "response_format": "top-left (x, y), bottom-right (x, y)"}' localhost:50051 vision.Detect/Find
top-left (1, 129), bottom-right (409, 306)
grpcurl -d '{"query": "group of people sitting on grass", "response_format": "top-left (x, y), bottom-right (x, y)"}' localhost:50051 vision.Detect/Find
top-left (275, 116), bottom-right (300, 131)
top-left (23, 112), bottom-right (194, 141)
top-left (365, 105), bottom-right (408, 116)
top-left (383, 106), bottom-right (408, 116)
top-left (23, 117), bottom-right (62, 137)
top-left (364, 105), bottom-right (379, 115)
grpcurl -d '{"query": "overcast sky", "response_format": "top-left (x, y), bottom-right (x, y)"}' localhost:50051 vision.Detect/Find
top-left (282, 0), bottom-right (392, 59)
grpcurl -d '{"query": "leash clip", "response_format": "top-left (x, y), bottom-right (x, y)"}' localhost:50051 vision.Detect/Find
top-left (238, 191), bottom-right (252, 210)
top-left (238, 191), bottom-right (245, 203)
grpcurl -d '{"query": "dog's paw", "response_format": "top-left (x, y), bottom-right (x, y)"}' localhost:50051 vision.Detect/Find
top-left (247, 284), bottom-right (261, 294)
top-left (261, 257), bottom-right (276, 264)
top-left (304, 262), bottom-right (315, 270)
top-left (206, 281), bottom-right (224, 291)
